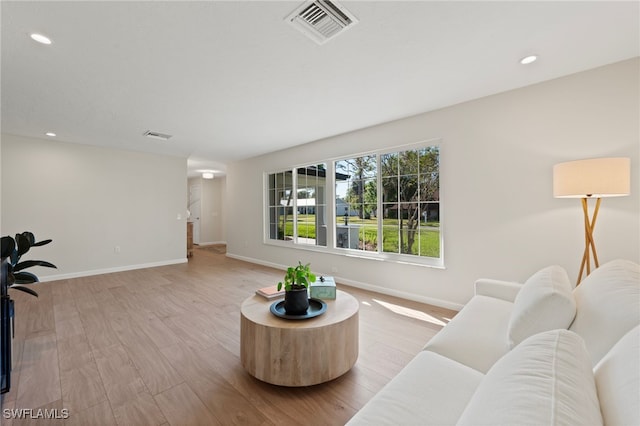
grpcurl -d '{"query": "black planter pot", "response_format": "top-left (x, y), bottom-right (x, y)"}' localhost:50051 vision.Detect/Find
top-left (283, 287), bottom-right (309, 315)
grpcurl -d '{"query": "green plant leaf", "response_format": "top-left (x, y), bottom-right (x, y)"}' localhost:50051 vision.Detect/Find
top-left (1, 236), bottom-right (15, 259)
top-left (6, 271), bottom-right (15, 286)
top-left (13, 271), bottom-right (39, 284)
top-left (9, 248), bottom-right (18, 267)
top-left (32, 239), bottom-right (53, 247)
top-left (15, 233), bottom-right (31, 258)
top-left (21, 232), bottom-right (36, 246)
top-left (9, 285), bottom-right (39, 297)
top-left (279, 260), bottom-right (316, 289)
top-left (14, 260), bottom-right (57, 271)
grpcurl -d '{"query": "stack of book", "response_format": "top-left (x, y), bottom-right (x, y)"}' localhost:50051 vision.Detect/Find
top-left (255, 285), bottom-right (285, 299)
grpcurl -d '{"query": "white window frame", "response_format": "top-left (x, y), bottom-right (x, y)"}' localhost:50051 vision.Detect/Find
top-left (263, 139), bottom-right (443, 268)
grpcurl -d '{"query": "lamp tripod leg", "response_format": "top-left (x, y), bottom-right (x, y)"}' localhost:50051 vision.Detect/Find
top-left (589, 198), bottom-right (601, 268)
top-left (577, 197), bottom-right (601, 286)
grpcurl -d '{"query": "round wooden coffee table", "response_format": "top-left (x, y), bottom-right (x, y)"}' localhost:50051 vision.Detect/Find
top-left (240, 290), bottom-right (359, 386)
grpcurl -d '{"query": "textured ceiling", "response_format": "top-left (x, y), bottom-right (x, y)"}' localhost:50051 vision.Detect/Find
top-left (2, 1), bottom-right (638, 176)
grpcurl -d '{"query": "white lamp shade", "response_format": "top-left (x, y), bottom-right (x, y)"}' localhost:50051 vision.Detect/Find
top-left (553, 157), bottom-right (630, 198)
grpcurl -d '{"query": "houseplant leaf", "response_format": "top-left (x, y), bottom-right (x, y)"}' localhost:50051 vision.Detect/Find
top-left (13, 271), bottom-right (39, 284)
top-left (9, 248), bottom-right (18, 267)
top-left (15, 233), bottom-right (31, 258)
top-left (32, 239), bottom-right (53, 247)
top-left (9, 285), bottom-right (39, 297)
top-left (3, 232), bottom-right (54, 300)
top-left (21, 232), bottom-right (36, 246)
top-left (1, 236), bottom-right (15, 259)
top-left (5, 268), bottom-right (15, 286)
top-left (14, 260), bottom-right (57, 272)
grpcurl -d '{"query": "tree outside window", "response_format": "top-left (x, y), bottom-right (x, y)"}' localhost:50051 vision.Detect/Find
top-left (381, 146), bottom-right (439, 257)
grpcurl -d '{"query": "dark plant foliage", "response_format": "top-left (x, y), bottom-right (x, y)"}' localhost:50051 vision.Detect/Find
top-left (1, 232), bottom-right (56, 297)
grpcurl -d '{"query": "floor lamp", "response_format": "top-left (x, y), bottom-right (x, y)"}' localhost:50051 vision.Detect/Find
top-left (553, 157), bottom-right (630, 285)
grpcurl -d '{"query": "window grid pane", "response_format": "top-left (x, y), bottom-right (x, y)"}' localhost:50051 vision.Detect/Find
top-left (380, 146), bottom-right (440, 257)
top-left (334, 155), bottom-right (378, 252)
top-left (295, 163), bottom-right (327, 246)
top-left (266, 145), bottom-right (439, 261)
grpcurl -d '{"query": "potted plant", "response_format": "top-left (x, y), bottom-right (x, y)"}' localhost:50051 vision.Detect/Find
top-left (277, 261), bottom-right (316, 315)
top-left (1, 232), bottom-right (56, 394)
top-left (1, 232), bottom-right (57, 297)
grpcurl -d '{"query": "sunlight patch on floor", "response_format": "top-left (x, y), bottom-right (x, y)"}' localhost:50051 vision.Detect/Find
top-left (372, 299), bottom-right (449, 326)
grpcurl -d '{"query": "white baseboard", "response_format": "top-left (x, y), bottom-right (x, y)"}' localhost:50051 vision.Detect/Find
top-left (225, 252), bottom-right (463, 311)
top-left (332, 276), bottom-right (464, 312)
top-left (38, 258), bottom-right (188, 282)
top-left (196, 241), bottom-right (227, 246)
top-left (225, 252), bottom-right (286, 271)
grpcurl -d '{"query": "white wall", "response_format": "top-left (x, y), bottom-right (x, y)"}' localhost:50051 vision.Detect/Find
top-left (1, 134), bottom-right (188, 279)
top-left (211, 176), bottom-right (226, 244)
top-left (226, 58), bottom-right (640, 309)
top-left (188, 176), bottom-right (226, 245)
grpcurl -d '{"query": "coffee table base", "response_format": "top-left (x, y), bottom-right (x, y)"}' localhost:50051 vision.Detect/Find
top-left (240, 290), bottom-right (359, 387)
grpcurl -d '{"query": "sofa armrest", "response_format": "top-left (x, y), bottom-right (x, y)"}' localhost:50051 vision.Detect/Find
top-left (474, 279), bottom-right (523, 303)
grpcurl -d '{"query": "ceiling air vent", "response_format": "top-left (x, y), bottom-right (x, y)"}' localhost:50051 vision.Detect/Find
top-left (143, 130), bottom-right (172, 141)
top-left (286, 0), bottom-right (358, 45)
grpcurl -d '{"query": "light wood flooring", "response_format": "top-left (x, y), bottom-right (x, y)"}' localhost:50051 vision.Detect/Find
top-left (0, 246), bottom-right (456, 425)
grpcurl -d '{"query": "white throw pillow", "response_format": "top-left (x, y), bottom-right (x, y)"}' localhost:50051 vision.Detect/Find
top-left (594, 325), bottom-right (640, 426)
top-left (457, 329), bottom-right (603, 426)
top-left (507, 265), bottom-right (575, 348)
top-left (569, 259), bottom-right (640, 365)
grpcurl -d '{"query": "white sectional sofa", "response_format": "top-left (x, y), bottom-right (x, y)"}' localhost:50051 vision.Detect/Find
top-left (347, 259), bottom-right (640, 425)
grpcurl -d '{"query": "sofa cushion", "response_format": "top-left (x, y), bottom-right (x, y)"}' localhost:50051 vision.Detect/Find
top-left (423, 295), bottom-right (512, 373)
top-left (594, 325), bottom-right (640, 426)
top-left (346, 351), bottom-right (483, 426)
top-left (507, 265), bottom-right (575, 348)
top-left (457, 329), bottom-right (602, 426)
top-left (569, 259), bottom-right (640, 365)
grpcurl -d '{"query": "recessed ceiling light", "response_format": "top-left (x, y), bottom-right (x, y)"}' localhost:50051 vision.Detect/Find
top-left (30, 33), bottom-right (52, 45)
top-left (202, 172), bottom-right (214, 179)
top-left (45, 132), bottom-right (56, 137)
top-left (520, 55), bottom-right (538, 65)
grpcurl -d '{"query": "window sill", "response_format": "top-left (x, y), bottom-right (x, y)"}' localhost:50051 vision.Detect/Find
top-left (263, 239), bottom-right (445, 269)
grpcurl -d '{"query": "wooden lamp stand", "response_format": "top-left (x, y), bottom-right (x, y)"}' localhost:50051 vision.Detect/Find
top-left (577, 197), bottom-right (601, 285)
